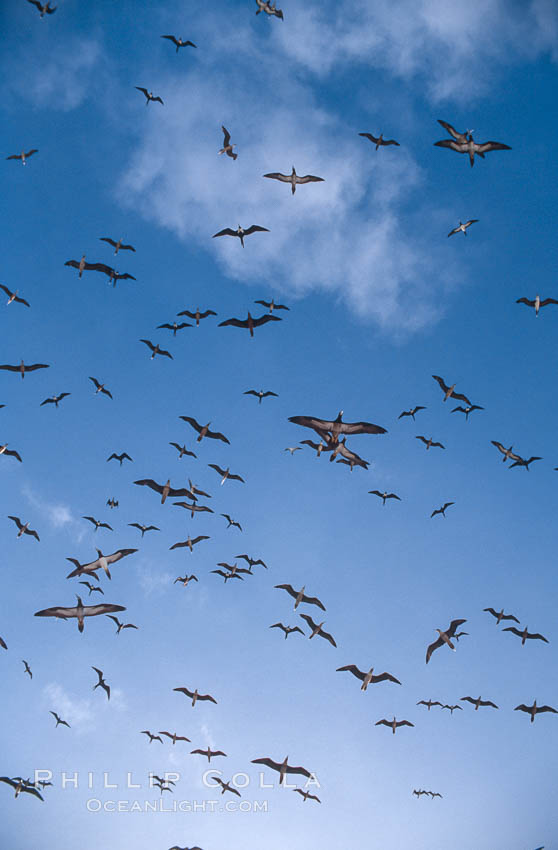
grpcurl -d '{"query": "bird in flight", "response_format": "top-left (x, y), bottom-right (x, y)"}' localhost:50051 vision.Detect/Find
top-left (174, 575), bottom-right (198, 587)
top-left (375, 717), bottom-right (414, 734)
top-left (22, 660), bottom-right (32, 679)
top-left (0, 361), bottom-right (49, 380)
top-left (140, 340), bottom-right (173, 360)
top-left (516, 295), bottom-right (558, 316)
top-left (336, 664), bottom-right (401, 690)
top-left (128, 523), bottom-right (160, 537)
top-left (180, 416), bottom-right (230, 444)
top-left (8, 516), bottom-right (39, 540)
top-left (432, 375), bottom-right (472, 406)
top-left (169, 442), bottom-right (197, 459)
top-left (66, 548), bottom-right (137, 579)
top-left (1, 445), bottom-right (23, 462)
top-left (251, 756), bottom-right (312, 785)
top-left (221, 514), bottom-right (242, 531)
top-left (299, 614), bottom-right (337, 647)
top-left (434, 120), bottom-right (511, 167)
top-left (219, 312), bottom-right (282, 337)
top-left (208, 464), bottom-right (245, 485)
top-left (451, 404), bottom-right (484, 420)
top-left (483, 607), bottom-right (520, 625)
top-left (78, 581), bottom-right (104, 596)
top-left (107, 452), bottom-right (133, 466)
top-left (173, 686), bottom-right (217, 706)
top-left (159, 732), bottom-right (191, 745)
top-left (89, 377), bottom-right (113, 398)
top-left (416, 699), bottom-right (443, 711)
top-left (40, 392), bottom-right (71, 408)
top-left (106, 498), bottom-right (119, 509)
top-left (35, 596), bottom-right (126, 633)
top-left (269, 623), bottom-right (304, 639)
top-left (0, 777), bottom-right (43, 800)
top-left (359, 132), bottom-right (400, 150)
top-left (441, 704), bottom-right (463, 714)
top-left (99, 237), bottom-right (135, 254)
top-left (284, 446), bottom-right (302, 455)
top-left (254, 299), bottom-right (289, 313)
top-left (255, 0), bottom-right (283, 18)
top-left (219, 126), bottom-right (237, 159)
top-left (27, 0), bottom-right (56, 15)
top-left (509, 455), bottom-right (542, 471)
top-left (491, 441), bottom-right (521, 463)
top-left (169, 535), bottom-right (210, 553)
top-left (212, 224), bottom-right (269, 247)
top-left (426, 618), bottom-right (467, 663)
top-left (161, 35), bottom-right (197, 52)
top-left (289, 410), bottom-right (387, 442)
top-left (263, 166), bottom-right (324, 194)
top-left (237, 554), bottom-right (267, 569)
top-left (430, 502), bottom-right (455, 518)
top-left (503, 625), bottom-right (549, 645)
top-left (514, 701), bottom-right (557, 723)
top-left (447, 220), bottom-right (478, 237)
top-left (49, 711), bottom-right (70, 728)
top-left (0, 285), bottom-right (30, 307)
top-left (106, 615), bottom-right (138, 635)
top-left (157, 321), bottom-right (191, 336)
top-left (274, 583), bottom-right (326, 611)
top-left (177, 308), bottom-right (217, 326)
top-left (141, 731), bottom-right (163, 744)
top-left (134, 478), bottom-right (201, 505)
top-left (416, 435), bottom-right (445, 451)
top-left (398, 405), bottom-right (426, 421)
top-left (135, 87), bottom-right (164, 105)
top-left (368, 490), bottom-right (401, 506)
top-left (460, 696), bottom-right (499, 711)
top-left (191, 748), bottom-right (227, 762)
top-left (293, 788), bottom-right (321, 803)
top-left (6, 148), bottom-right (38, 164)
top-left (82, 516), bottom-right (113, 532)
top-left (244, 389), bottom-right (278, 404)
top-left (92, 667), bottom-right (111, 700)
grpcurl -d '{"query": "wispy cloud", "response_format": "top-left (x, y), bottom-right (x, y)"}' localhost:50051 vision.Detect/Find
top-left (22, 485), bottom-right (84, 538)
top-left (137, 563), bottom-right (174, 597)
top-left (42, 683), bottom-right (95, 734)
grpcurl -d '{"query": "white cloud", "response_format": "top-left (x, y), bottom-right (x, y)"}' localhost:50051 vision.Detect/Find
top-left (21, 485), bottom-right (83, 537)
top-left (42, 683), bottom-right (95, 733)
top-left (137, 563), bottom-right (174, 597)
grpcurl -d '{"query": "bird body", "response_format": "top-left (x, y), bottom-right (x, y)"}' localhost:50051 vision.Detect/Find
top-left (219, 126), bottom-right (237, 159)
top-left (174, 687), bottom-right (217, 706)
top-left (35, 596), bottom-right (126, 633)
top-left (514, 700), bottom-right (557, 723)
top-left (263, 166), bottom-right (324, 194)
top-left (434, 120), bottom-right (511, 167)
top-left (447, 220), bottom-right (478, 237)
top-left (275, 583), bottom-right (325, 611)
top-left (135, 86), bottom-right (164, 105)
top-left (359, 132), bottom-right (400, 150)
top-left (212, 225), bottom-right (269, 247)
top-left (375, 717), bottom-right (414, 734)
top-left (219, 312), bottom-right (281, 337)
top-left (337, 664), bottom-right (401, 690)
top-left (426, 619), bottom-right (467, 663)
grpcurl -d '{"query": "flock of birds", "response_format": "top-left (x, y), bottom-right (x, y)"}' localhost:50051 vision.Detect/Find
top-left (2, 3), bottom-right (553, 850)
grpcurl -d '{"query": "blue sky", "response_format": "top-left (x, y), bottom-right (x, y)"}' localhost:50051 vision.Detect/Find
top-left (1, 0), bottom-right (558, 848)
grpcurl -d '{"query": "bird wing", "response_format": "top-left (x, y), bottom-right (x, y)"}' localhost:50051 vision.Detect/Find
top-left (446, 619), bottom-right (467, 636)
top-left (135, 86), bottom-right (149, 96)
top-left (100, 237), bottom-right (117, 247)
top-left (526, 632), bottom-right (549, 642)
top-left (426, 636), bottom-right (444, 663)
top-left (540, 298), bottom-right (558, 307)
top-left (161, 35), bottom-right (178, 44)
top-left (105, 549), bottom-right (137, 564)
top-left (460, 697), bottom-right (475, 705)
top-left (434, 139), bottom-right (466, 152)
top-left (34, 605), bottom-right (75, 619)
top-left (213, 228), bottom-right (238, 238)
top-left (297, 175), bottom-right (324, 183)
top-left (244, 225), bottom-right (270, 235)
top-left (251, 757), bottom-right (282, 771)
top-left (538, 706), bottom-right (558, 714)
top-left (374, 719), bottom-right (391, 727)
top-left (209, 463), bottom-right (226, 476)
top-left (372, 672), bottom-right (402, 685)
top-left (85, 604), bottom-right (126, 617)
top-left (173, 687), bottom-right (194, 698)
top-left (198, 693), bottom-right (217, 703)
top-left (250, 314), bottom-right (282, 327)
top-left (516, 297), bottom-right (535, 306)
top-left (221, 126), bottom-right (231, 146)
top-left (437, 120), bottom-right (466, 141)
top-left (359, 132), bottom-right (378, 143)
top-left (450, 390), bottom-right (472, 405)
top-left (475, 141), bottom-right (511, 153)
top-left (134, 479), bottom-right (164, 494)
top-left (301, 593), bottom-right (326, 610)
top-left (503, 627), bottom-right (521, 637)
top-left (263, 172), bottom-right (291, 182)
top-left (336, 664), bottom-right (365, 681)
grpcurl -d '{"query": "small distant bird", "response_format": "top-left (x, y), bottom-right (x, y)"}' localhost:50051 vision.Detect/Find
top-left (176, 308), bottom-right (217, 326)
top-left (26, 0), bottom-right (56, 15)
top-left (244, 389), bottom-right (278, 404)
top-left (99, 237), bottom-right (135, 254)
top-left (441, 704), bottom-right (463, 714)
top-left (6, 148), bottom-right (38, 164)
top-left (135, 87), bottom-right (164, 105)
top-left (128, 523), bottom-right (160, 537)
top-left (106, 615), bottom-right (138, 635)
top-left (514, 701), bottom-right (557, 723)
top-left (516, 295), bottom-right (558, 316)
top-left (211, 568), bottom-right (243, 583)
top-left (368, 490), bottom-right (401, 505)
top-left (416, 436), bottom-right (445, 451)
top-left (0, 777), bottom-right (43, 800)
top-left (221, 514), bottom-right (242, 531)
top-left (82, 516), bottom-right (113, 532)
top-left (179, 416), bottom-right (230, 444)
top-left (173, 686), bottom-right (217, 706)
top-left (398, 405), bottom-right (426, 420)
top-left (447, 220), bottom-right (478, 237)
top-left (158, 321), bottom-right (191, 336)
top-left (213, 778), bottom-right (241, 797)
top-left (0, 637), bottom-right (7, 650)
top-left (416, 699), bottom-right (443, 710)
top-left (299, 613), bottom-right (337, 647)
top-left (35, 596), bottom-right (126, 632)
top-left (300, 439), bottom-right (327, 456)
top-left (40, 393), bottom-right (70, 408)
top-left (451, 404), bottom-right (484, 420)
top-left (337, 664), bottom-right (401, 690)
top-left (434, 120), bottom-right (511, 167)
top-left (255, 0), bottom-right (283, 18)
top-left (22, 660), bottom-right (32, 679)
top-left (503, 625), bottom-right (549, 645)
top-left (50, 711), bottom-right (70, 728)
top-left (284, 447), bottom-right (302, 455)
top-left (483, 607), bottom-right (520, 625)
top-left (237, 554), bottom-right (267, 569)
top-left (254, 299), bottom-right (289, 313)
top-left (426, 618), bottom-right (467, 663)
top-left (0, 361), bottom-right (49, 380)
top-left (65, 256), bottom-right (90, 277)
top-left (169, 442), bottom-right (197, 459)
top-left (460, 696), bottom-right (499, 710)
top-left (0, 445), bottom-right (22, 462)
top-left (263, 166), bottom-right (324, 194)
top-left (89, 377), bottom-right (113, 399)
top-left (293, 789), bottom-right (321, 803)
top-left (78, 581), bottom-right (104, 596)
top-left (169, 535), bottom-right (210, 553)
top-left (212, 224), bottom-right (269, 247)
top-left (359, 132), bottom-right (400, 149)
top-left (430, 502), bottom-right (454, 518)
top-left (274, 583), bottom-right (325, 611)
top-left (86, 262), bottom-right (136, 286)
top-left (191, 748), bottom-right (227, 762)
top-left (0, 285), bottom-right (30, 307)
top-left (375, 717), bottom-right (414, 734)
top-left (208, 464), bottom-right (244, 485)
top-left (92, 667), bottom-right (110, 700)
top-left (491, 441), bottom-right (521, 463)
top-left (107, 452), bottom-right (133, 466)
top-left (432, 375), bottom-right (472, 406)
top-left (219, 312), bottom-right (282, 337)
top-left (509, 456), bottom-right (542, 471)
top-left (106, 498), bottom-right (119, 509)
top-left (173, 501), bottom-right (214, 519)
top-left (140, 340), bottom-right (173, 360)
top-left (174, 575), bottom-right (198, 587)
top-left (269, 623), bottom-right (304, 639)
top-left (141, 731), bottom-right (163, 744)
top-left (251, 757), bottom-right (311, 784)
top-left (8, 516), bottom-right (39, 540)
top-left (219, 126), bottom-right (237, 159)
top-left (161, 35), bottom-right (197, 52)
top-left (134, 478), bottom-right (199, 505)
top-left (159, 732), bottom-right (191, 745)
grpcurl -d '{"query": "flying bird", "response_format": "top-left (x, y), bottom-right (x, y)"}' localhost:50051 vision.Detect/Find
top-left (289, 410), bottom-right (387, 441)
top-left (179, 416), bottom-right (230, 444)
top-left (447, 220), bottom-right (478, 237)
top-left (251, 757), bottom-right (311, 784)
top-left (236, 555), bottom-right (267, 569)
top-left (106, 615), bottom-right (138, 635)
top-left (174, 575), bottom-right (198, 587)
top-left (191, 748), bottom-right (227, 762)
top-left (0, 777), bottom-right (43, 800)
top-left (66, 548), bottom-right (137, 579)
top-left (432, 375), bottom-right (472, 406)
top-left (78, 581), bottom-right (104, 596)
top-left (451, 404), bottom-right (484, 420)
top-left (269, 623), bottom-right (304, 639)
top-left (173, 687), bottom-right (217, 706)
top-left (26, 0), bottom-right (56, 15)
top-left (375, 717), bottom-right (414, 734)
top-left (49, 711), bottom-right (70, 728)
top-left (99, 237), bottom-right (135, 254)
top-left (208, 464), bottom-right (244, 485)
top-left (40, 392), bottom-right (70, 408)
top-left (221, 514), bottom-right (242, 531)
top-left (508, 456), bottom-right (542, 471)
top-left (169, 535), bottom-right (210, 553)
top-left (212, 224), bottom-right (269, 247)
top-left (135, 86), bottom-right (164, 105)
top-left (82, 516), bottom-right (113, 532)
top-left (263, 166), bottom-right (324, 194)
top-left (441, 704), bottom-right (463, 714)
top-left (0, 445), bottom-right (23, 462)
top-left (213, 778), bottom-right (240, 797)
top-left (134, 478), bottom-right (199, 504)
top-left (416, 699), bottom-right (443, 711)
top-left (84, 262), bottom-right (136, 286)
top-left (430, 502), bottom-right (455, 518)
top-left (359, 132), bottom-right (400, 149)
top-left (8, 516), bottom-right (39, 540)
top-left (106, 452), bottom-right (133, 467)
top-left (293, 788), bottom-right (321, 803)
top-left (516, 295), bottom-right (558, 316)
top-left (219, 312), bottom-right (281, 337)
top-left (0, 361), bottom-right (49, 380)
top-left (398, 405), bottom-right (426, 420)
top-left (460, 696), bottom-right (499, 710)
top-left (157, 321), bottom-right (192, 335)
top-left (274, 584), bottom-right (326, 611)
top-left (491, 441), bottom-right (521, 463)
top-left (426, 618), bottom-right (467, 663)
top-left (173, 501), bottom-right (214, 519)
top-left (368, 490), bottom-right (401, 505)
top-left (35, 596), bottom-right (126, 633)
top-left (176, 308), bottom-right (217, 326)
top-left (161, 35), bottom-right (197, 52)
top-left (0, 285), bottom-right (30, 307)
top-left (159, 732), bottom-right (191, 744)
top-left (22, 660), bottom-right (32, 679)
top-left (434, 120), bottom-right (511, 167)
top-left (89, 377), bottom-right (113, 398)
top-left (514, 701), bottom-right (557, 723)
top-left (503, 626), bottom-right (549, 645)
top-left (416, 436), bottom-right (445, 451)
top-left (483, 607), bottom-right (520, 625)
top-left (254, 299), bottom-right (289, 313)
top-left (336, 664), bottom-right (401, 690)
top-left (255, 0), bottom-right (283, 18)
top-left (299, 614), bottom-right (337, 647)
top-left (128, 523), bottom-right (160, 537)
top-left (244, 389), bottom-right (278, 404)
top-left (219, 126), bottom-right (237, 159)
top-left (140, 340), bottom-right (173, 360)
top-left (169, 442), bottom-right (197, 458)
top-left (284, 447), bottom-right (302, 455)
top-left (92, 667), bottom-right (110, 700)
top-left (141, 731), bottom-right (163, 744)
top-left (6, 148), bottom-right (38, 164)
top-left (106, 498), bottom-right (119, 509)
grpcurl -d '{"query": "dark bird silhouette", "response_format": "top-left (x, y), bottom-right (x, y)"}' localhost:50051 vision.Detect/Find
top-left (106, 498), bottom-right (118, 509)
top-left (106, 615), bottom-right (138, 635)
top-left (451, 404), bottom-right (484, 420)
top-left (135, 86), bottom-right (164, 105)
top-left (263, 166), bottom-right (324, 194)
top-left (0, 285), bottom-right (30, 307)
top-left (368, 490), bottom-right (401, 505)
top-left (159, 732), bottom-right (191, 744)
top-left (6, 148), bottom-right (38, 164)
top-left (213, 778), bottom-right (240, 797)
top-left (491, 441), bottom-right (521, 463)
top-left (441, 704), bottom-right (463, 714)
top-left (99, 237), bottom-right (135, 254)
top-left (176, 308), bottom-right (217, 326)
top-left (27, 0), bottom-right (56, 15)
top-left (161, 35), bottom-right (197, 52)
top-left (503, 626), bottom-right (549, 645)
top-left (293, 788), bottom-right (321, 803)
top-left (375, 718), bottom-right (414, 734)
top-left (89, 377), bottom-right (113, 398)
top-left (426, 619), bottom-right (467, 663)
top-left (50, 711), bottom-right (70, 728)
top-left (35, 596), bottom-right (126, 632)
top-left (8, 516), bottom-right (39, 540)
top-left (173, 687), bottom-right (217, 706)
top-left (169, 535), bottom-right (210, 553)
top-left (431, 502), bottom-right (454, 518)
top-left (40, 392), bottom-right (70, 408)
top-left (483, 607), bottom-right (520, 625)
top-left (84, 263), bottom-right (136, 286)
top-left (128, 523), bottom-right (160, 537)
top-left (0, 444), bottom-right (22, 462)
top-left (447, 220), bottom-right (478, 237)
top-left (236, 554), bottom-right (267, 569)
top-left (514, 701), bottom-right (557, 723)
top-left (509, 456), bottom-right (542, 471)
top-left (337, 664), bottom-right (401, 690)
top-left (251, 757), bottom-right (311, 784)
top-left (460, 696), bottom-right (499, 710)
top-left (221, 514), bottom-right (242, 531)
top-left (270, 623), bottom-right (304, 639)
top-left (219, 126), bottom-right (237, 159)
top-left (141, 731), bottom-right (163, 744)
top-left (0, 777), bottom-right (43, 800)
top-left (255, 0), bottom-right (283, 18)
top-left (254, 299), bottom-right (289, 313)
top-left (22, 660), bottom-right (32, 679)
top-left (191, 748), bottom-right (227, 762)
top-left (299, 613), bottom-right (337, 647)
top-left (157, 321), bottom-right (192, 335)
top-left (169, 442), bottom-right (197, 458)
top-left (208, 464), bottom-right (244, 485)
top-left (516, 295), bottom-right (558, 316)
top-left (107, 452), bottom-right (133, 465)
top-left (212, 224), bottom-right (269, 247)
top-left (0, 361), bottom-right (49, 380)
top-left (174, 575), bottom-right (198, 587)
top-left (417, 699), bottom-right (443, 710)
top-left (416, 436), bottom-right (445, 451)
top-left (359, 132), bottom-right (400, 149)
top-left (434, 120), bottom-right (511, 167)
top-left (274, 584), bottom-right (325, 610)
top-left (140, 340), bottom-right (173, 360)
top-left (289, 410), bottom-right (387, 441)
top-left (219, 312), bottom-right (281, 337)
top-left (173, 501), bottom-right (214, 519)
top-left (134, 478), bottom-right (198, 505)
top-left (432, 375), bottom-right (472, 406)
top-left (78, 581), bottom-right (104, 596)
top-left (398, 405), bottom-right (426, 420)
top-left (92, 667), bottom-right (110, 700)
top-left (179, 416), bottom-right (230, 443)
top-left (244, 389), bottom-right (278, 404)
top-left (82, 516), bottom-right (113, 532)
